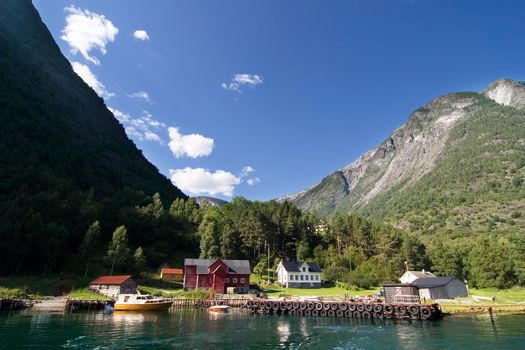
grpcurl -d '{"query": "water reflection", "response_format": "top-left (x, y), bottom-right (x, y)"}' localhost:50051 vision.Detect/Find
top-left (1, 310), bottom-right (525, 349)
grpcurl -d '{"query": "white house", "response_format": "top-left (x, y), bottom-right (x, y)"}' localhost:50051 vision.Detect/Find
top-left (400, 270), bottom-right (436, 284)
top-left (276, 261), bottom-right (322, 288)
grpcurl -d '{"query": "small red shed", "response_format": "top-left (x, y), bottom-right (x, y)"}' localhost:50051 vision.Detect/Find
top-left (160, 268), bottom-right (184, 281)
top-left (183, 258), bottom-right (250, 294)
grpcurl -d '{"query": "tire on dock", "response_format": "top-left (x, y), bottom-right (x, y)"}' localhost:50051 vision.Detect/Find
top-left (344, 310), bottom-right (352, 318)
top-left (348, 303), bottom-right (357, 312)
top-left (364, 304), bottom-right (373, 312)
top-left (292, 302), bottom-right (300, 310)
top-left (312, 309), bottom-right (319, 317)
top-left (323, 303), bottom-right (331, 311)
top-left (279, 302), bottom-right (287, 311)
top-left (300, 303), bottom-right (308, 311)
top-left (384, 304), bottom-right (394, 315)
top-left (362, 311), bottom-right (372, 319)
top-left (286, 302), bottom-right (293, 310)
top-left (304, 309), bottom-right (311, 316)
top-left (307, 302), bottom-right (315, 310)
top-left (336, 309), bottom-right (344, 317)
top-left (272, 302), bottom-right (280, 311)
top-left (396, 305), bottom-right (407, 316)
top-left (373, 304), bottom-right (383, 313)
top-left (409, 304), bottom-right (420, 317)
top-left (328, 310), bottom-right (335, 317)
top-left (373, 312), bottom-right (384, 320)
top-left (420, 306), bottom-right (432, 320)
top-left (352, 310), bottom-right (361, 318)
top-left (357, 304), bottom-right (365, 312)
top-left (339, 302), bottom-right (348, 311)
top-left (315, 302), bottom-right (323, 311)
top-left (320, 310), bottom-right (327, 317)
top-left (289, 309), bottom-right (296, 316)
top-left (330, 303), bottom-right (338, 311)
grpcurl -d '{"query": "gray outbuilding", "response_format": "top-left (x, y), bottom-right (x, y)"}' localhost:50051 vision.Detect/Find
top-left (412, 276), bottom-right (468, 300)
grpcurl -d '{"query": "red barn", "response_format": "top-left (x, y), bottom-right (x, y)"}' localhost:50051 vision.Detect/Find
top-left (183, 258), bottom-right (251, 294)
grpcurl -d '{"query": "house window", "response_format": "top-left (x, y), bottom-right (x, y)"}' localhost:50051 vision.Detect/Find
top-left (233, 278), bottom-right (237, 283)
top-left (300, 275), bottom-right (304, 281)
top-left (305, 275), bottom-right (309, 281)
top-left (290, 275), bottom-right (294, 281)
top-left (316, 275), bottom-right (319, 280)
top-left (225, 278), bottom-right (230, 283)
top-left (240, 278), bottom-right (245, 283)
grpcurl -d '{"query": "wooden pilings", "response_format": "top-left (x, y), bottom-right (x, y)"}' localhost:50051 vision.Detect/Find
top-left (0, 299), bottom-right (32, 311)
top-left (64, 299), bottom-right (111, 313)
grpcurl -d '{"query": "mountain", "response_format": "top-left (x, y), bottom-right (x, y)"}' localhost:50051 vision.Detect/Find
top-left (280, 79), bottom-right (525, 235)
top-left (0, 0), bottom-right (187, 272)
top-left (193, 196), bottom-right (228, 208)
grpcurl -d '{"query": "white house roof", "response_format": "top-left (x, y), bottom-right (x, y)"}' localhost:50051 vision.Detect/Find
top-left (400, 270), bottom-right (436, 282)
top-left (280, 261), bottom-right (321, 273)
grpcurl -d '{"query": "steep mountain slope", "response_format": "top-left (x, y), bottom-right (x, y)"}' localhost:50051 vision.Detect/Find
top-left (0, 0), bottom-right (186, 272)
top-left (281, 79), bottom-right (525, 234)
top-left (193, 196), bottom-right (228, 208)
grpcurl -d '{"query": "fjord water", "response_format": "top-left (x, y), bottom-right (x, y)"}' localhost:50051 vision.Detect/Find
top-left (1, 310), bottom-right (524, 349)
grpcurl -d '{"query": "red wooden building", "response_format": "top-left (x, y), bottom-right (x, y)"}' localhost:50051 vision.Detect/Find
top-left (183, 258), bottom-right (251, 294)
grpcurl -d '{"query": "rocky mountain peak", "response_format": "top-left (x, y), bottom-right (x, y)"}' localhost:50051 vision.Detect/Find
top-left (482, 78), bottom-right (525, 109)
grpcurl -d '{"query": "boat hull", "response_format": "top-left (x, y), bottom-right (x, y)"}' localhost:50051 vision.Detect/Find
top-left (114, 301), bottom-right (173, 311)
top-left (209, 305), bottom-right (230, 313)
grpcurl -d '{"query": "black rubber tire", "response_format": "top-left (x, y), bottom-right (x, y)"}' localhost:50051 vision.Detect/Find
top-left (308, 302), bottom-right (315, 310)
top-left (312, 309), bottom-right (319, 317)
top-left (373, 304), bottom-right (383, 313)
top-left (323, 303), bottom-right (331, 311)
top-left (286, 302), bottom-right (293, 310)
top-left (353, 310), bottom-right (361, 318)
top-left (396, 305), bottom-right (407, 315)
top-left (292, 302), bottom-right (300, 310)
top-left (384, 304), bottom-right (394, 315)
top-left (336, 309), bottom-right (344, 317)
top-left (246, 300), bottom-right (253, 308)
top-left (348, 303), bottom-right (357, 312)
top-left (300, 303), bottom-right (308, 310)
top-left (328, 310), bottom-right (335, 317)
top-left (421, 306), bottom-right (432, 319)
top-left (289, 309), bottom-right (296, 316)
top-left (339, 302), bottom-right (348, 311)
top-left (362, 311), bottom-right (372, 319)
top-left (373, 312), bottom-right (384, 319)
top-left (304, 309), bottom-right (311, 316)
top-left (344, 310), bottom-right (352, 318)
top-left (408, 304), bottom-right (420, 317)
top-left (272, 302), bottom-right (279, 311)
top-left (364, 304), bottom-right (373, 312)
top-left (320, 310), bottom-right (327, 317)
top-left (357, 304), bottom-right (365, 312)
top-left (315, 302), bottom-right (323, 311)
top-left (330, 303), bottom-right (338, 311)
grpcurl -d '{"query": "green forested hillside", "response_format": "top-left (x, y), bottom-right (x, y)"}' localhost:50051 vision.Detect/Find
top-left (0, 0), bottom-right (188, 274)
top-left (359, 98), bottom-right (525, 237)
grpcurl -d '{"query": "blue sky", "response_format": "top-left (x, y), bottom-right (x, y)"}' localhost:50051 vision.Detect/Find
top-left (33, 0), bottom-right (525, 201)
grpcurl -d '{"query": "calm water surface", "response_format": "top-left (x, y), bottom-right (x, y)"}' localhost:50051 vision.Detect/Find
top-left (1, 309), bottom-right (524, 349)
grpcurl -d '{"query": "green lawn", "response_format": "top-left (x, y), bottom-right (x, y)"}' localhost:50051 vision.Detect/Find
top-left (250, 274), bottom-right (379, 298)
top-left (68, 288), bottom-right (109, 300)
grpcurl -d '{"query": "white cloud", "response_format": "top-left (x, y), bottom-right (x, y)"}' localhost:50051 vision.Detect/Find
top-left (108, 107), bottom-right (165, 144)
top-left (71, 61), bottom-right (114, 99)
top-left (222, 74), bottom-right (263, 92)
top-left (61, 6), bottom-right (118, 65)
top-left (168, 127), bottom-right (214, 159)
top-left (133, 30), bottom-right (150, 41)
top-left (127, 91), bottom-right (152, 103)
top-left (247, 177), bottom-right (261, 186)
top-left (240, 166), bottom-right (255, 177)
top-left (169, 168), bottom-right (241, 197)
top-left (144, 131), bottom-right (162, 143)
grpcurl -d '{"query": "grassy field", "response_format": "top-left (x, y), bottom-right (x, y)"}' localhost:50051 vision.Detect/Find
top-left (250, 274), bottom-right (380, 298)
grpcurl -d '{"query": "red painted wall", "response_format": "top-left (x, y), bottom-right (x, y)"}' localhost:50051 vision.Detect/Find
top-left (184, 260), bottom-right (250, 293)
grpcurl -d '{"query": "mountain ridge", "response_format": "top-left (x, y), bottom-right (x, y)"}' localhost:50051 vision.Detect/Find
top-left (279, 79), bottom-right (525, 225)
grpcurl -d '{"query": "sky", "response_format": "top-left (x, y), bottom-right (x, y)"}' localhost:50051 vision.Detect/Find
top-left (33, 0), bottom-right (525, 201)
